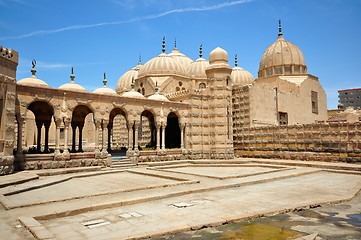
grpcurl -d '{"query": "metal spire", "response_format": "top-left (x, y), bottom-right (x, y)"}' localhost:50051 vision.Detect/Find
top-left (235, 54), bottom-right (238, 67)
top-left (278, 19), bottom-right (283, 36)
top-left (174, 38), bottom-right (177, 48)
top-left (131, 77), bottom-right (135, 90)
top-left (31, 59), bottom-right (37, 77)
top-left (70, 67), bottom-right (75, 83)
top-left (139, 54), bottom-right (142, 63)
top-left (103, 72), bottom-right (107, 87)
top-left (162, 36), bottom-right (165, 53)
top-left (155, 81), bottom-right (159, 93)
top-left (199, 44), bottom-right (203, 58)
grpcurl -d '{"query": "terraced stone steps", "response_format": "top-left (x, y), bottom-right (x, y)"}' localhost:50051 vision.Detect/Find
top-left (111, 156), bottom-right (136, 169)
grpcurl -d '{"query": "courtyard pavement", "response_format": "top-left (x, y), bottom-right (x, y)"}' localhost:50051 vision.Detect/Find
top-left (0, 158), bottom-right (360, 240)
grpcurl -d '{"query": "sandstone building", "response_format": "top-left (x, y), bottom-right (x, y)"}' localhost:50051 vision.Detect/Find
top-left (1, 22), bottom-right (359, 175)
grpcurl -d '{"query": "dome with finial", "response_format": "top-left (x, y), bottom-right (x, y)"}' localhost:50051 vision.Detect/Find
top-left (231, 54), bottom-right (255, 85)
top-left (138, 37), bottom-right (188, 79)
top-left (258, 20), bottom-right (307, 78)
top-left (17, 60), bottom-right (50, 88)
top-left (116, 57), bottom-right (143, 94)
top-left (209, 47), bottom-right (228, 65)
top-left (59, 67), bottom-right (87, 92)
top-left (121, 78), bottom-right (146, 99)
top-left (93, 73), bottom-right (118, 96)
top-left (187, 44), bottom-right (209, 79)
top-left (168, 38), bottom-right (193, 68)
top-left (147, 81), bottom-right (169, 101)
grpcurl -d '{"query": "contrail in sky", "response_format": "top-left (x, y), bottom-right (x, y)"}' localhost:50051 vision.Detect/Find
top-left (1, 0), bottom-right (254, 40)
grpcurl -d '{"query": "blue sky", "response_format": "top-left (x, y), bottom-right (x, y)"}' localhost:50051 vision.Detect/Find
top-left (1, 0), bottom-right (360, 109)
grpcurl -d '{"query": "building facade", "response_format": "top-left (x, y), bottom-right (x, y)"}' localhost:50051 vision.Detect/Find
top-left (0, 22), bottom-right (332, 175)
top-left (338, 88), bottom-right (361, 110)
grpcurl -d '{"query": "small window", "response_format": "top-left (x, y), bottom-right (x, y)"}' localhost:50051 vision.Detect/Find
top-left (142, 88), bottom-right (145, 95)
top-left (267, 68), bottom-right (273, 76)
top-left (199, 83), bottom-right (206, 89)
top-left (137, 89), bottom-right (141, 93)
top-left (311, 91), bottom-right (318, 114)
top-left (278, 112), bottom-right (288, 125)
top-left (140, 82), bottom-right (143, 87)
top-left (178, 81), bottom-right (183, 86)
top-left (284, 66), bottom-right (291, 74)
top-left (176, 87), bottom-right (180, 92)
top-left (274, 66), bottom-right (283, 75)
top-left (294, 66), bottom-right (300, 74)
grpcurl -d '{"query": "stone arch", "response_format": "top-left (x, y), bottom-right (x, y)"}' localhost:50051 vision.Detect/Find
top-left (139, 109), bottom-right (156, 150)
top-left (108, 108), bottom-right (128, 153)
top-left (26, 101), bottom-right (54, 153)
top-left (165, 112), bottom-right (181, 149)
top-left (71, 105), bottom-right (93, 152)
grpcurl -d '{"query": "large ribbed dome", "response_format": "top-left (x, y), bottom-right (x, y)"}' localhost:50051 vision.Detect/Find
top-left (258, 22), bottom-right (307, 78)
top-left (116, 62), bottom-right (142, 94)
top-left (168, 47), bottom-right (193, 69)
top-left (187, 58), bottom-right (209, 79)
top-left (138, 53), bottom-right (188, 78)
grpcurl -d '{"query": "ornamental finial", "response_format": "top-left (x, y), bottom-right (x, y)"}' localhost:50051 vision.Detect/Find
top-left (103, 72), bottom-right (107, 86)
top-left (31, 59), bottom-right (37, 77)
top-left (139, 54), bottom-right (141, 63)
top-left (278, 19), bottom-right (283, 36)
top-left (199, 44), bottom-right (203, 58)
top-left (155, 81), bottom-right (159, 93)
top-left (162, 36), bottom-right (165, 53)
top-left (174, 38), bottom-right (177, 48)
top-left (70, 67), bottom-right (75, 83)
top-left (235, 54), bottom-right (238, 67)
top-left (131, 77), bottom-right (135, 89)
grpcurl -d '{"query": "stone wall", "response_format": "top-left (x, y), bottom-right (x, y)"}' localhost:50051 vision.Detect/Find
top-left (234, 122), bottom-right (361, 163)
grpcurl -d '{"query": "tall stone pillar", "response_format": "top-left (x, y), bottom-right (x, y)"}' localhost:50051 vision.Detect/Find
top-left (180, 123), bottom-right (185, 149)
top-left (101, 120), bottom-right (108, 157)
top-left (63, 118), bottom-right (70, 159)
top-left (15, 114), bottom-right (25, 170)
top-left (44, 121), bottom-right (51, 153)
top-left (128, 122), bottom-right (134, 151)
top-left (36, 121), bottom-right (43, 153)
top-left (71, 124), bottom-right (77, 152)
top-left (161, 122), bottom-right (166, 150)
top-left (156, 123), bottom-right (160, 151)
top-left (134, 121), bottom-right (139, 151)
top-left (78, 124), bottom-right (84, 152)
top-left (94, 119), bottom-right (101, 158)
top-left (54, 116), bottom-right (62, 160)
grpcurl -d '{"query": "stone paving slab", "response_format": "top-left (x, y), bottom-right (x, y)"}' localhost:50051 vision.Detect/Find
top-left (0, 171), bottom-right (39, 188)
top-left (38, 171), bottom-right (361, 240)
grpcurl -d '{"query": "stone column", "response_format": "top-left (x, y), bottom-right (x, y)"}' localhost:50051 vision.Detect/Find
top-left (134, 121), bottom-right (139, 151)
top-left (54, 116), bottom-right (62, 159)
top-left (94, 119), bottom-right (101, 158)
top-left (71, 123), bottom-right (77, 152)
top-left (101, 120), bottom-right (109, 157)
top-left (15, 114), bottom-right (25, 170)
top-left (63, 118), bottom-right (70, 158)
top-left (44, 121), bottom-right (51, 153)
top-left (128, 122), bottom-right (134, 150)
top-left (180, 123), bottom-right (185, 149)
top-left (78, 123), bottom-right (84, 152)
top-left (161, 122), bottom-right (166, 150)
top-left (156, 123), bottom-right (160, 151)
top-left (36, 120), bottom-right (43, 153)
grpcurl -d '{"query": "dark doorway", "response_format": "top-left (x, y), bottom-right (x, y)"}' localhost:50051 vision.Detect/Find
top-left (165, 112), bottom-right (181, 149)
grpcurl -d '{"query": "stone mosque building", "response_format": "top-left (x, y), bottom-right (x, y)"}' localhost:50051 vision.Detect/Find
top-left (0, 21), bottom-right (339, 175)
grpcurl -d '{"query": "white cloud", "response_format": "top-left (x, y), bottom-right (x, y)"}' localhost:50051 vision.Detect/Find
top-left (0, 0), bottom-right (254, 40)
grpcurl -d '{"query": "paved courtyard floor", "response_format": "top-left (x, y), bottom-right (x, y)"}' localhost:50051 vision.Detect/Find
top-left (0, 158), bottom-right (360, 240)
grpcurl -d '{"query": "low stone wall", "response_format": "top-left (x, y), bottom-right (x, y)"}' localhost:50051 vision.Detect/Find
top-left (23, 152), bottom-right (107, 170)
top-left (234, 122), bottom-right (361, 163)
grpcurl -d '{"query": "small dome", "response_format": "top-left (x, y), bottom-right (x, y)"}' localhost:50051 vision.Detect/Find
top-left (147, 85), bottom-right (169, 101)
top-left (209, 47), bottom-right (228, 65)
top-left (116, 62), bottom-right (142, 94)
top-left (231, 54), bottom-right (255, 85)
top-left (258, 21), bottom-right (307, 78)
top-left (231, 67), bottom-right (255, 85)
top-left (168, 48), bottom-right (193, 69)
top-left (18, 76), bottom-right (50, 88)
top-left (93, 73), bottom-right (118, 96)
top-left (187, 58), bottom-right (209, 79)
top-left (138, 53), bottom-right (188, 78)
top-left (59, 68), bottom-right (87, 92)
top-left (121, 82), bottom-right (145, 99)
top-left (17, 61), bottom-right (50, 88)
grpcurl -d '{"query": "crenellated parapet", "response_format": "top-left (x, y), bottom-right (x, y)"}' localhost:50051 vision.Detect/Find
top-left (0, 45), bottom-right (19, 79)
